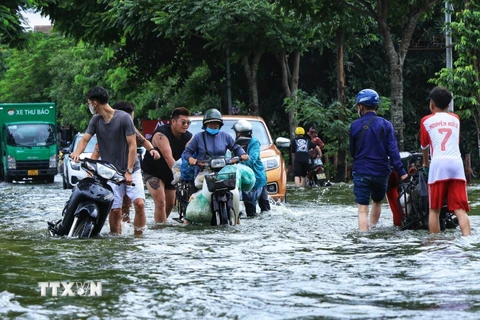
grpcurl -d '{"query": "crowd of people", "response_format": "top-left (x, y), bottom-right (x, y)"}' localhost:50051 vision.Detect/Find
top-left (70, 85), bottom-right (471, 237)
top-left (69, 86), bottom-right (271, 235)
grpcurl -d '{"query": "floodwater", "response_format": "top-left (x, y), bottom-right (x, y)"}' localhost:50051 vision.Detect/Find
top-left (1, 175), bottom-right (480, 319)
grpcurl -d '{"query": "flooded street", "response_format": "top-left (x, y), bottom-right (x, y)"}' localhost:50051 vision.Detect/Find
top-left (2, 174), bottom-right (480, 319)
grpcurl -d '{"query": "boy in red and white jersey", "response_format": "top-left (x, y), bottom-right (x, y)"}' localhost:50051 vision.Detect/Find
top-left (420, 86), bottom-right (470, 236)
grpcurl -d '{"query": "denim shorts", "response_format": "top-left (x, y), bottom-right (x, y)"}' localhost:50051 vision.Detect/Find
top-left (353, 173), bottom-right (388, 205)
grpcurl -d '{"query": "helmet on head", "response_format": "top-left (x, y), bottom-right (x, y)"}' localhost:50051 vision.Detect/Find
top-left (202, 108), bottom-right (223, 129)
top-left (295, 127), bottom-right (305, 135)
top-left (232, 119), bottom-right (253, 135)
top-left (355, 89), bottom-right (380, 107)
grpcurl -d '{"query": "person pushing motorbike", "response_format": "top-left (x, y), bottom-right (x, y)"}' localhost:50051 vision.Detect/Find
top-left (232, 119), bottom-right (270, 217)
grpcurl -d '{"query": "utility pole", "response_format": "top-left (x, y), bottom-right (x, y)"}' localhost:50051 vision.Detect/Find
top-left (226, 49), bottom-right (233, 114)
top-left (445, 1), bottom-right (454, 111)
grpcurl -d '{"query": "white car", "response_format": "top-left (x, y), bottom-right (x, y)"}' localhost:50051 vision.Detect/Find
top-left (61, 133), bottom-right (98, 189)
top-left (61, 134), bottom-right (146, 189)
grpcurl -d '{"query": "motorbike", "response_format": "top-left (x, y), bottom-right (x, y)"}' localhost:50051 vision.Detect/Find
top-left (48, 158), bottom-right (125, 238)
top-left (307, 157), bottom-right (327, 187)
top-left (195, 156), bottom-right (240, 226)
top-left (174, 179), bottom-right (193, 223)
top-left (397, 164), bottom-right (458, 231)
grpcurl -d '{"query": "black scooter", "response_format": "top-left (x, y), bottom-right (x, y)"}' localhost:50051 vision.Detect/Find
top-left (307, 158), bottom-right (327, 187)
top-left (48, 158), bottom-right (124, 238)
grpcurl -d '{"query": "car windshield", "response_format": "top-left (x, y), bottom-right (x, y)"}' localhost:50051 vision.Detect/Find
top-left (6, 124), bottom-right (56, 147)
top-left (188, 119), bottom-right (271, 146)
top-left (74, 134), bottom-right (98, 153)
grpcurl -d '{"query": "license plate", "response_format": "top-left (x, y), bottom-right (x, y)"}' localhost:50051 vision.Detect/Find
top-left (316, 173), bottom-right (326, 180)
top-left (28, 170), bottom-right (38, 176)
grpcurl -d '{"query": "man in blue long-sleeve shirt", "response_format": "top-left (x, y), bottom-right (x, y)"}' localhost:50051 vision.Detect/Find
top-left (349, 89), bottom-right (408, 231)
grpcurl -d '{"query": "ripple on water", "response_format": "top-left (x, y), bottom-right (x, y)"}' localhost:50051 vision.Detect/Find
top-left (1, 178), bottom-right (480, 319)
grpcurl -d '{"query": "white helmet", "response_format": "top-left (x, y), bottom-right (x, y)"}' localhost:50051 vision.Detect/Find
top-left (232, 119), bottom-right (253, 134)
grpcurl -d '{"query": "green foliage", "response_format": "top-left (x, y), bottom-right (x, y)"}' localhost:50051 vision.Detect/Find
top-left (431, 1), bottom-right (480, 167)
top-left (1, 0), bottom-right (476, 171)
top-left (0, 32), bottom-right (54, 102)
top-left (283, 89), bottom-right (354, 175)
top-left (0, 32), bottom-right (116, 131)
top-left (433, 2), bottom-right (480, 111)
top-left (0, 2), bottom-right (55, 48)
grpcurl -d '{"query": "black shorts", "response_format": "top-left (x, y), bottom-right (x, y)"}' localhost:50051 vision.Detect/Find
top-left (293, 160), bottom-right (309, 177)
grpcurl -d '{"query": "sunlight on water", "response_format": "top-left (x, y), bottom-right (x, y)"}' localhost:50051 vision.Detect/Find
top-left (1, 176), bottom-right (480, 319)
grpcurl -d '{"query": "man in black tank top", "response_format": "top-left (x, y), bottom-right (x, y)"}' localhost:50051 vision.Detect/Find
top-left (141, 108), bottom-right (192, 223)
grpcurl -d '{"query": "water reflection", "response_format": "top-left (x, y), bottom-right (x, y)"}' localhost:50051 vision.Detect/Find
top-left (0, 176), bottom-right (479, 319)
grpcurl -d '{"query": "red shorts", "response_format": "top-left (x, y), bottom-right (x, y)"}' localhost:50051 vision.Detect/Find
top-left (428, 179), bottom-right (470, 212)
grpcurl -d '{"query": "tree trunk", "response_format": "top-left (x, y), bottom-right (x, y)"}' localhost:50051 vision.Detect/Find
top-left (335, 28), bottom-right (347, 183)
top-left (276, 50), bottom-right (300, 140)
top-left (241, 53), bottom-right (262, 116)
top-left (390, 64), bottom-right (405, 150)
top-left (474, 111), bottom-right (480, 171)
top-left (289, 52), bottom-right (300, 140)
top-left (371, 0), bottom-right (437, 151)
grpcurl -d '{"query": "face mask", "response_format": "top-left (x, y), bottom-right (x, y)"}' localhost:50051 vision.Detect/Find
top-left (206, 127), bottom-right (220, 135)
top-left (88, 103), bottom-right (96, 115)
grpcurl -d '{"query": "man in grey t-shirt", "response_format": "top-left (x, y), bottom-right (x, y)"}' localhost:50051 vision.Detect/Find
top-left (70, 86), bottom-right (146, 236)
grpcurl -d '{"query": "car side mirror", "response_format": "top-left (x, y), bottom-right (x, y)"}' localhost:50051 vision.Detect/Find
top-left (275, 137), bottom-right (290, 149)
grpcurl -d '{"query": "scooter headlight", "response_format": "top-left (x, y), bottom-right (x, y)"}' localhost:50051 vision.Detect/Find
top-left (96, 163), bottom-right (116, 179)
top-left (210, 158), bottom-right (226, 169)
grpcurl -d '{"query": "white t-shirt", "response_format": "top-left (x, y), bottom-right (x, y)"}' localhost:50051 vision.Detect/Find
top-left (420, 112), bottom-right (465, 184)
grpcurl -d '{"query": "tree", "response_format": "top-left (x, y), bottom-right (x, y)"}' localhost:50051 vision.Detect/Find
top-left (347, 0), bottom-right (440, 151)
top-left (0, 1), bottom-right (54, 48)
top-left (433, 1), bottom-right (480, 166)
top-left (277, 0), bottom-right (379, 182)
top-left (0, 32), bottom-right (113, 130)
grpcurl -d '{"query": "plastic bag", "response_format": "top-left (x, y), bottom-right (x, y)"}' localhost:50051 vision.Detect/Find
top-left (236, 163), bottom-right (256, 192)
top-left (180, 151), bottom-right (195, 181)
top-left (185, 191), bottom-right (212, 224)
top-left (171, 158), bottom-right (182, 185)
top-left (194, 169), bottom-right (212, 189)
top-left (218, 165), bottom-right (240, 188)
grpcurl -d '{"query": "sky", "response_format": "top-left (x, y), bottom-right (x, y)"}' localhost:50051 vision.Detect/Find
top-left (21, 10), bottom-right (52, 30)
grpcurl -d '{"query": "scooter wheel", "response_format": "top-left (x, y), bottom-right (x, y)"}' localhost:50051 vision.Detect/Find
top-left (71, 216), bottom-right (94, 238)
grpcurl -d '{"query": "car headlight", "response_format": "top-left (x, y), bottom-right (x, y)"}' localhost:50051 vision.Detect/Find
top-left (262, 155), bottom-right (280, 171)
top-left (96, 163), bottom-right (117, 179)
top-left (71, 161), bottom-right (81, 170)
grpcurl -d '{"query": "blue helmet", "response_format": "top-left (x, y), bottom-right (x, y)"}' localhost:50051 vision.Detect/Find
top-left (355, 89), bottom-right (380, 107)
